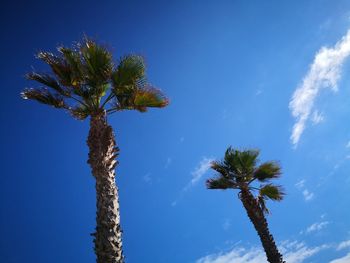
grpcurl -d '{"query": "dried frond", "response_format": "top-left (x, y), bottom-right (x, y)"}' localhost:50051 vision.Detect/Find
top-left (21, 88), bottom-right (68, 109)
top-left (26, 72), bottom-right (70, 96)
top-left (70, 105), bottom-right (90, 120)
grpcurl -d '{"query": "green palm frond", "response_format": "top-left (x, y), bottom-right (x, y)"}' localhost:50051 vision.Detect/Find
top-left (254, 161), bottom-right (281, 182)
top-left (259, 184), bottom-right (284, 201)
top-left (223, 147), bottom-right (259, 179)
top-left (23, 37), bottom-right (168, 117)
top-left (110, 55), bottom-right (169, 112)
top-left (80, 39), bottom-right (113, 88)
top-left (112, 55), bottom-right (145, 89)
top-left (206, 176), bottom-right (236, 190)
top-left (21, 88), bottom-right (68, 109)
top-left (211, 161), bottom-right (231, 179)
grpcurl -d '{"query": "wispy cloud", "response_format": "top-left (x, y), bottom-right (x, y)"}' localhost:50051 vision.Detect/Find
top-left (337, 240), bottom-right (350, 251)
top-left (295, 180), bottom-right (306, 189)
top-left (302, 189), bottom-right (314, 201)
top-left (306, 221), bottom-right (329, 233)
top-left (196, 241), bottom-right (326, 263)
top-left (172, 157), bottom-right (214, 206)
top-left (289, 29), bottom-right (350, 146)
top-left (330, 253), bottom-right (350, 263)
top-left (295, 180), bottom-right (315, 201)
top-left (311, 110), bottom-right (324, 125)
top-left (185, 157), bottom-right (214, 190)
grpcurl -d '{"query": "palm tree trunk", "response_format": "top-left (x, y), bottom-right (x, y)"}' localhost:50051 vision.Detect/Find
top-left (240, 189), bottom-right (284, 263)
top-left (87, 110), bottom-right (124, 263)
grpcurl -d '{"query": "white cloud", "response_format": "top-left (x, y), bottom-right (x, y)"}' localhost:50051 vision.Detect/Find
top-left (295, 180), bottom-right (315, 201)
top-left (295, 179), bottom-right (306, 189)
top-left (306, 221), bottom-right (329, 233)
top-left (330, 253), bottom-right (350, 263)
top-left (289, 29), bottom-right (350, 146)
top-left (337, 240), bottom-right (350, 251)
top-left (196, 247), bottom-right (266, 263)
top-left (188, 157), bottom-right (214, 187)
top-left (196, 241), bottom-right (326, 263)
top-left (302, 189), bottom-right (314, 201)
top-left (172, 157), bottom-right (214, 206)
top-left (311, 110), bottom-right (324, 124)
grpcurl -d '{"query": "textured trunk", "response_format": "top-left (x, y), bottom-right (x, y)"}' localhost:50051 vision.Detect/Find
top-left (240, 189), bottom-right (284, 263)
top-left (87, 110), bottom-right (124, 263)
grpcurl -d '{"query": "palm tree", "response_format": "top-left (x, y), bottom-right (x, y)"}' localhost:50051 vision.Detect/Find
top-left (21, 38), bottom-right (168, 263)
top-left (206, 147), bottom-right (285, 263)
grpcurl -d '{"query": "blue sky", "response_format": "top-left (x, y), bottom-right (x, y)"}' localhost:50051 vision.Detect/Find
top-left (1, 0), bottom-right (350, 262)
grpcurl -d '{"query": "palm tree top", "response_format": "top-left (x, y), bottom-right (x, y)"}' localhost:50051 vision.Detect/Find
top-left (21, 37), bottom-right (169, 119)
top-left (207, 146), bottom-right (285, 214)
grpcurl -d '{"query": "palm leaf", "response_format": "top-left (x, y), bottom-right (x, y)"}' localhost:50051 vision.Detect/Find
top-left (112, 55), bottom-right (145, 89)
top-left (80, 39), bottom-right (113, 88)
top-left (133, 87), bottom-right (169, 111)
top-left (223, 147), bottom-right (259, 179)
top-left (58, 46), bottom-right (84, 86)
top-left (254, 161), bottom-right (281, 182)
top-left (70, 104), bottom-right (90, 120)
top-left (26, 72), bottom-right (69, 96)
top-left (21, 88), bottom-right (68, 109)
top-left (259, 184), bottom-right (284, 201)
top-left (211, 161), bottom-right (231, 179)
top-left (206, 176), bottom-right (236, 190)
top-left (37, 52), bottom-right (73, 87)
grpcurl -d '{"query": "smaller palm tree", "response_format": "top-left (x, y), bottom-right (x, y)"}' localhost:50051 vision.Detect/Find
top-left (207, 147), bottom-right (285, 263)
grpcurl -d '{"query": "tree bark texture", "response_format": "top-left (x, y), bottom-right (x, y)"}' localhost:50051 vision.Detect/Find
top-left (240, 189), bottom-right (284, 263)
top-left (87, 111), bottom-right (124, 263)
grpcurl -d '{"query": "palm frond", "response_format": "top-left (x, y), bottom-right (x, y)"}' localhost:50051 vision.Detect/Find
top-left (21, 88), bottom-right (68, 109)
top-left (58, 46), bottom-right (84, 86)
top-left (259, 184), bottom-right (284, 201)
top-left (26, 72), bottom-right (70, 96)
top-left (69, 104), bottom-right (90, 120)
top-left (254, 161), bottom-right (281, 182)
top-left (112, 55), bottom-right (145, 89)
top-left (80, 39), bottom-right (113, 88)
top-left (37, 52), bottom-right (73, 87)
top-left (133, 87), bottom-right (169, 112)
top-left (206, 176), bottom-right (236, 190)
top-left (223, 147), bottom-right (259, 179)
top-left (211, 161), bottom-right (231, 179)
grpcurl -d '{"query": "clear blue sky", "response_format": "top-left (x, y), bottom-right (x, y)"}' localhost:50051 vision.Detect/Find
top-left (1, 0), bottom-right (350, 262)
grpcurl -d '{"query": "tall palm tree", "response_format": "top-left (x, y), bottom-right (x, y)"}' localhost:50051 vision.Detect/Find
top-left (206, 147), bottom-right (285, 263)
top-left (21, 38), bottom-right (168, 263)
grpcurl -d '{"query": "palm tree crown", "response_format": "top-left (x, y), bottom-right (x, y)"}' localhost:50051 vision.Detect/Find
top-left (207, 147), bottom-right (284, 213)
top-left (21, 38), bottom-right (169, 118)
